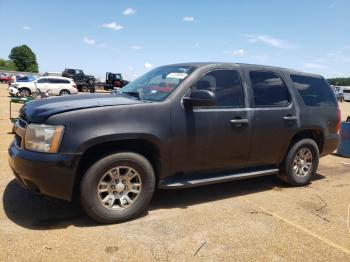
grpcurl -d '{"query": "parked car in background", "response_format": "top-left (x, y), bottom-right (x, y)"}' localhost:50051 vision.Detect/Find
top-left (9, 62), bottom-right (340, 223)
top-left (0, 73), bottom-right (13, 83)
top-left (342, 86), bottom-right (350, 102)
top-left (331, 85), bottom-right (344, 102)
top-left (10, 76), bottom-right (78, 97)
top-left (62, 68), bottom-right (96, 92)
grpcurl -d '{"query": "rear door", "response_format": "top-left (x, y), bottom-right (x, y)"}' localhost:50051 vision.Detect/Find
top-left (244, 68), bottom-right (298, 166)
top-left (35, 78), bottom-right (50, 91)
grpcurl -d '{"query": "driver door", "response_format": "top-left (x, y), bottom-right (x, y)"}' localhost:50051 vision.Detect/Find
top-left (170, 69), bottom-right (252, 174)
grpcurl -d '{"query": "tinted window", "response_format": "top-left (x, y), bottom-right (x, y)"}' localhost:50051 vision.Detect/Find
top-left (37, 78), bottom-right (48, 83)
top-left (250, 71), bottom-right (290, 107)
top-left (67, 69), bottom-right (75, 74)
top-left (193, 70), bottom-right (244, 107)
top-left (290, 74), bottom-right (337, 106)
top-left (48, 78), bottom-right (70, 84)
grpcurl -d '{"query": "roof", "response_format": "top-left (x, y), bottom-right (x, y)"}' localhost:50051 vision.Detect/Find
top-left (163, 62), bottom-right (322, 77)
top-left (39, 76), bottom-right (72, 80)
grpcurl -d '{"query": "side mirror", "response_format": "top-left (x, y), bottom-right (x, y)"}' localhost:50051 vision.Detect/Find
top-left (183, 90), bottom-right (216, 109)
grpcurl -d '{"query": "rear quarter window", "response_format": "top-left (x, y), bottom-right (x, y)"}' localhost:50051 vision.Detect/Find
top-left (290, 74), bottom-right (337, 107)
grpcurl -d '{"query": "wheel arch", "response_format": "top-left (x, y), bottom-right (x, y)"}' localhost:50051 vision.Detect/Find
top-left (73, 138), bottom-right (162, 199)
top-left (282, 128), bottom-right (324, 163)
top-left (18, 87), bottom-right (32, 94)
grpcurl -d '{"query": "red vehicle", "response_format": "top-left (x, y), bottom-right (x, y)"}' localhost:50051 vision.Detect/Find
top-left (0, 73), bottom-right (13, 83)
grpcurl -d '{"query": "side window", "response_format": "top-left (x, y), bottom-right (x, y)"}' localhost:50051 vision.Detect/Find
top-left (249, 71), bottom-right (290, 107)
top-left (290, 74), bottom-right (337, 107)
top-left (62, 79), bottom-right (70, 84)
top-left (193, 70), bottom-right (244, 108)
top-left (37, 78), bottom-right (48, 83)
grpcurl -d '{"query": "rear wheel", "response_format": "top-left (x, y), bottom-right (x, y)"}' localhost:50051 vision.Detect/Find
top-left (81, 86), bottom-right (88, 92)
top-left (59, 89), bottom-right (70, 95)
top-left (80, 152), bottom-right (155, 224)
top-left (277, 139), bottom-right (319, 186)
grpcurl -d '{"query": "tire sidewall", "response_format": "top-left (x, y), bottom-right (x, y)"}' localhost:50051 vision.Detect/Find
top-left (286, 139), bottom-right (319, 185)
top-left (80, 153), bottom-right (155, 223)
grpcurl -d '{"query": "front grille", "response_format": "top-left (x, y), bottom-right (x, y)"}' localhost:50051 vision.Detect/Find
top-left (343, 89), bottom-right (350, 93)
top-left (14, 118), bottom-right (27, 149)
top-left (15, 134), bottom-right (22, 148)
top-left (18, 118), bottom-right (27, 128)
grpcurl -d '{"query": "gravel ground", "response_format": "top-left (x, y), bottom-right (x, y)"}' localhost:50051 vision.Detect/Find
top-left (1, 84), bottom-right (350, 261)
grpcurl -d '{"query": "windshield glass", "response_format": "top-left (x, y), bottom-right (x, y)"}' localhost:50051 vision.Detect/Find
top-left (120, 65), bottom-right (195, 102)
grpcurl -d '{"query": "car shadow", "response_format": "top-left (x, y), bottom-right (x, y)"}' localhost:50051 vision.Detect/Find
top-left (2, 174), bottom-right (325, 230)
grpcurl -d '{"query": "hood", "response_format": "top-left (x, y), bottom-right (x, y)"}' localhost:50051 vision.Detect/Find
top-left (20, 93), bottom-right (142, 123)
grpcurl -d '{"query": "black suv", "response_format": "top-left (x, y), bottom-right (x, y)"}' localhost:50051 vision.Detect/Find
top-left (62, 68), bottom-right (95, 91)
top-left (9, 63), bottom-right (340, 223)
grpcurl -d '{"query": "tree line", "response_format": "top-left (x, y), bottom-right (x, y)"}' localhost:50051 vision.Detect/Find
top-left (0, 45), bottom-right (38, 72)
top-left (327, 78), bottom-right (350, 86)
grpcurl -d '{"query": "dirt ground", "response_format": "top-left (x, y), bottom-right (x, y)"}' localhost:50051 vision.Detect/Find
top-left (1, 84), bottom-right (350, 261)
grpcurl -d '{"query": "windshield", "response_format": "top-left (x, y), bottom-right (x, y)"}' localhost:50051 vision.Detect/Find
top-left (120, 65), bottom-right (195, 102)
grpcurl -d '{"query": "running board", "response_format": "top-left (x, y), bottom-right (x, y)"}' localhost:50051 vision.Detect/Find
top-left (159, 168), bottom-right (279, 189)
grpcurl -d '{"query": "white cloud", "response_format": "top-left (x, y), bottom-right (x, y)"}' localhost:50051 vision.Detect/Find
top-left (247, 34), bottom-right (296, 49)
top-left (123, 8), bottom-right (136, 16)
top-left (182, 16), bottom-right (194, 22)
top-left (131, 46), bottom-right (142, 50)
top-left (99, 43), bottom-right (108, 48)
top-left (22, 26), bottom-right (31, 30)
top-left (83, 37), bottom-right (96, 45)
top-left (144, 63), bottom-right (153, 69)
top-left (223, 49), bottom-right (245, 56)
top-left (102, 22), bottom-right (123, 31)
top-left (128, 66), bottom-right (134, 71)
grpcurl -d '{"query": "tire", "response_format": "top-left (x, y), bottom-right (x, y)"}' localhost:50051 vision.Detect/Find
top-left (81, 86), bottom-right (88, 92)
top-left (277, 138), bottom-right (319, 186)
top-left (80, 152), bottom-right (156, 224)
top-left (18, 88), bottom-right (31, 97)
top-left (59, 89), bottom-right (70, 96)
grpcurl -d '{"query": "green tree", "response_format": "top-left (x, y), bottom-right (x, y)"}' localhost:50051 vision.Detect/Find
top-left (327, 78), bottom-right (350, 86)
top-left (9, 45), bottom-right (38, 72)
top-left (0, 59), bottom-right (17, 71)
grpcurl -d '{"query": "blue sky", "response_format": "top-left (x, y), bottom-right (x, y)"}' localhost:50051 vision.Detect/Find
top-left (1, 0), bottom-right (349, 80)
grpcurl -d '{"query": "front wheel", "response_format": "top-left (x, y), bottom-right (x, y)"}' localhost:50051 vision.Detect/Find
top-left (277, 139), bottom-right (319, 186)
top-left (80, 152), bottom-right (155, 223)
top-left (18, 88), bottom-right (31, 97)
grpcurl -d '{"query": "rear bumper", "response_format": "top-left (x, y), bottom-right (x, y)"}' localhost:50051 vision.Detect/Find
top-left (321, 133), bottom-right (339, 157)
top-left (8, 140), bottom-right (82, 201)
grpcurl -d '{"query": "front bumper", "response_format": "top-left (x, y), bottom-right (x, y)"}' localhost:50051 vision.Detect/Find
top-left (9, 86), bottom-right (19, 96)
top-left (8, 139), bottom-right (82, 201)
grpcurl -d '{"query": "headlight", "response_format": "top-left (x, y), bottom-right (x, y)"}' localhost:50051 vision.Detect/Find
top-left (24, 124), bottom-right (65, 153)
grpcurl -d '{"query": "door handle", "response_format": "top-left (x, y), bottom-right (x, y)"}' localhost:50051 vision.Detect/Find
top-left (283, 116), bottom-right (298, 121)
top-left (230, 118), bottom-right (248, 126)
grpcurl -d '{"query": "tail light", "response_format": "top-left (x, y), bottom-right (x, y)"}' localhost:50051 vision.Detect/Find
top-left (72, 84), bottom-right (77, 89)
top-left (336, 107), bottom-right (341, 133)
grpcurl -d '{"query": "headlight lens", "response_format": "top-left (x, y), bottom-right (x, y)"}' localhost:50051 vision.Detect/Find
top-left (24, 124), bottom-right (65, 153)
